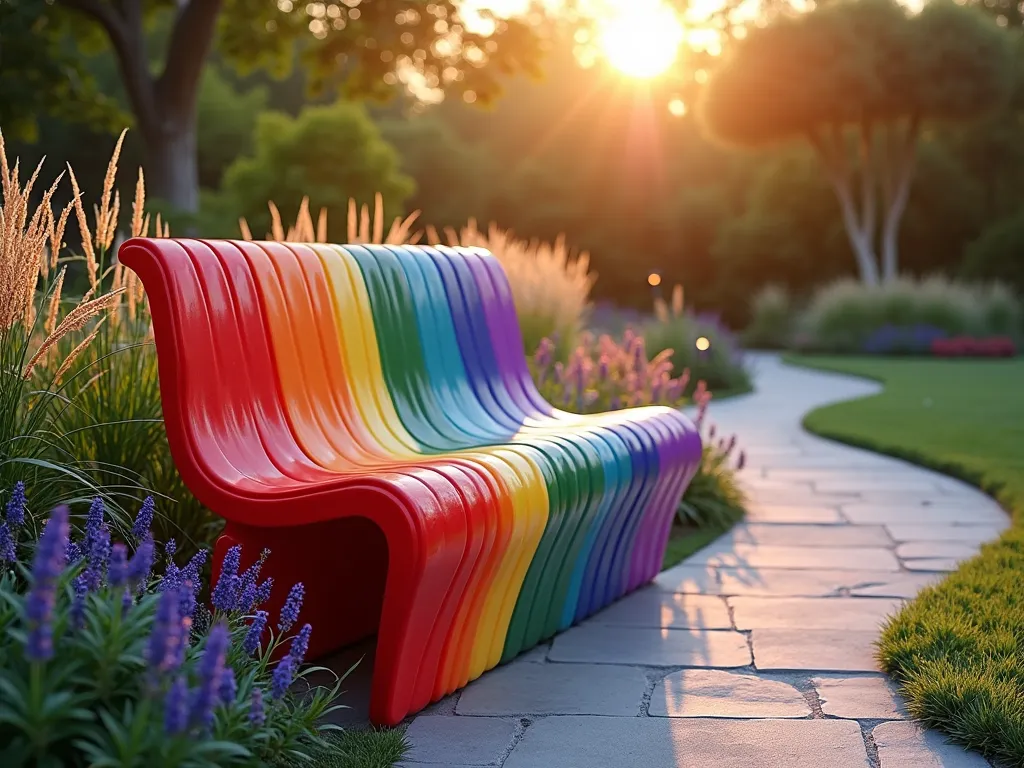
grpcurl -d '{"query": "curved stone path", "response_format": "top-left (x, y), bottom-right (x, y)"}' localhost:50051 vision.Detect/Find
top-left (398, 354), bottom-right (1009, 767)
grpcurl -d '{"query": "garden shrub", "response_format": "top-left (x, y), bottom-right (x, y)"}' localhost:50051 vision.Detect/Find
top-left (743, 284), bottom-right (794, 349)
top-left (642, 284), bottom-right (751, 396)
top-left (797, 275), bottom-right (1023, 353)
top-left (0, 493), bottom-right (387, 767)
top-left (963, 208), bottom-right (1024, 299)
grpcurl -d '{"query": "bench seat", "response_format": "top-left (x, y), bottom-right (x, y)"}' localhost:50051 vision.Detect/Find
top-left (119, 238), bottom-right (702, 725)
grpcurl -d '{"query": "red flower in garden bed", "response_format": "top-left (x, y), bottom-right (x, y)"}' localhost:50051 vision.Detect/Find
top-left (930, 336), bottom-right (1017, 358)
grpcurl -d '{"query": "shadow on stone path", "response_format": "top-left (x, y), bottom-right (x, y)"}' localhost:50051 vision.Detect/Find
top-left (387, 354), bottom-right (1008, 767)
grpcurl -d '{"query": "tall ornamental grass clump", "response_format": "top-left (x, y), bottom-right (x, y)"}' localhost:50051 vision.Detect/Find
top-left (42, 132), bottom-right (216, 553)
top-left (642, 284), bottom-right (751, 396)
top-left (0, 491), bottom-right (386, 767)
top-left (0, 132), bottom-right (129, 524)
top-left (797, 275), bottom-right (1022, 353)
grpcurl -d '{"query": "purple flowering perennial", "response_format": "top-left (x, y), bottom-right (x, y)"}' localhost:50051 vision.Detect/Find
top-left (128, 536), bottom-right (155, 590)
top-left (84, 497), bottom-right (105, 549)
top-left (178, 579), bottom-right (197, 621)
top-left (131, 496), bottom-right (155, 540)
top-left (180, 549), bottom-right (208, 596)
top-left (211, 545), bottom-right (241, 612)
top-left (160, 562), bottom-right (183, 594)
top-left (64, 540), bottom-right (82, 565)
top-left (69, 575), bottom-right (89, 630)
top-left (0, 523), bottom-right (15, 563)
top-left (219, 666), bottom-right (238, 705)
top-left (108, 543), bottom-right (128, 589)
top-left (165, 538), bottom-right (177, 557)
top-left (122, 588), bottom-right (134, 615)
top-left (249, 688), bottom-right (265, 727)
top-left (83, 527), bottom-right (111, 591)
top-left (277, 582), bottom-right (304, 633)
top-left (270, 657), bottom-right (294, 700)
top-left (289, 623), bottom-right (312, 668)
top-left (164, 675), bottom-right (190, 735)
top-left (243, 611), bottom-right (268, 656)
top-left (238, 583), bottom-right (258, 614)
top-left (146, 588), bottom-right (184, 674)
top-left (254, 577), bottom-right (273, 607)
top-left (189, 621), bottom-right (229, 730)
top-left (25, 506), bottom-right (70, 662)
top-left (5, 481), bottom-right (25, 527)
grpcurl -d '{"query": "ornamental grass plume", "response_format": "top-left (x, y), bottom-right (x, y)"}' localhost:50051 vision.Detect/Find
top-left (239, 192), bottom-right (422, 245)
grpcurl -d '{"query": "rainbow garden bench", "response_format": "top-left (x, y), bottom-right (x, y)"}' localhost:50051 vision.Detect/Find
top-left (119, 238), bottom-right (703, 725)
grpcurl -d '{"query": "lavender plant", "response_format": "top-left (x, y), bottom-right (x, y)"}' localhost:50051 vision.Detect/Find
top-left (0, 492), bottom-right (356, 767)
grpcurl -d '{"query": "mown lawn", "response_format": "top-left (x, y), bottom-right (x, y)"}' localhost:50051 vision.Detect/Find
top-left (790, 356), bottom-right (1024, 766)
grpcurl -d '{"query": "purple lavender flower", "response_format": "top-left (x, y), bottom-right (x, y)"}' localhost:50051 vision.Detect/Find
top-left (164, 675), bottom-right (189, 735)
top-left (178, 580), bottom-right (196, 621)
top-left (83, 527), bottom-right (111, 591)
top-left (84, 497), bottom-right (105, 549)
top-left (160, 562), bottom-right (183, 594)
top-left (165, 539), bottom-right (177, 558)
top-left (254, 577), bottom-right (274, 607)
top-left (25, 506), bottom-right (70, 662)
top-left (146, 588), bottom-right (184, 674)
top-left (211, 545), bottom-right (241, 612)
top-left (270, 657), bottom-right (294, 700)
top-left (219, 666), bottom-right (237, 705)
top-left (128, 536), bottom-right (155, 590)
top-left (277, 582), bottom-right (304, 633)
top-left (243, 611), bottom-right (268, 656)
top-left (132, 496), bottom-right (155, 540)
top-left (737, 451), bottom-right (746, 471)
top-left (69, 574), bottom-right (88, 630)
top-left (108, 543), bottom-right (128, 589)
top-left (289, 623), bottom-right (312, 668)
top-left (238, 583), bottom-right (258, 614)
top-left (64, 540), bottom-right (82, 565)
top-left (5, 482), bottom-right (25, 527)
top-left (180, 549), bottom-right (208, 595)
top-left (249, 688), bottom-right (265, 727)
top-left (0, 523), bottom-right (15, 563)
top-left (189, 621), bottom-right (229, 730)
top-left (122, 588), bottom-right (134, 615)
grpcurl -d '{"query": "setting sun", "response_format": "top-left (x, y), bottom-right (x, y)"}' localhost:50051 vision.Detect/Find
top-left (599, 1), bottom-right (685, 79)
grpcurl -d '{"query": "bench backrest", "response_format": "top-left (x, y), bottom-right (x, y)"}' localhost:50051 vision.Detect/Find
top-left (118, 239), bottom-right (552, 516)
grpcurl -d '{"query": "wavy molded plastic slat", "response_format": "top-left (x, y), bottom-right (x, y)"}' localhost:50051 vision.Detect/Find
top-left (118, 237), bottom-right (702, 726)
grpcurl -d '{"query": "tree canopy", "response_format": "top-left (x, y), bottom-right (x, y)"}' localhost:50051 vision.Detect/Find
top-left (700, 0), bottom-right (1014, 285)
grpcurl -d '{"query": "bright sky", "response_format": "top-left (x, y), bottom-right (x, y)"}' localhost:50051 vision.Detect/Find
top-left (460, 0), bottom-right (725, 79)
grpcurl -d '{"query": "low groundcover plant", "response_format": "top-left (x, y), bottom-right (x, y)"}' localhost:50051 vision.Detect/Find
top-left (0, 490), bottom-right (348, 767)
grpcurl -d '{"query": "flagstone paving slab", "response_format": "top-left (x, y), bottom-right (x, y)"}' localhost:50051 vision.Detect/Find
top-left (841, 504), bottom-right (1008, 526)
top-left (730, 597), bottom-right (903, 631)
top-left (752, 629), bottom-right (882, 672)
top-left (588, 589), bottom-right (732, 629)
top-left (691, 544), bottom-right (901, 571)
top-left (873, 722), bottom-right (991, 767)
top-left (897, 541), bottom-right (980, 559)
top-left (657, 565), bottom-right (936, 598)
top-left (549, 625), bottom-right (752, 667)
top-left (650, 669), bottom-right (811, 718)
top-left (814, 676), bottom-right (909, 719)
top-left (902, 557), bottom-right (962, 572)
top-left (728, 523), bottom-right (892, 547)
top-left (503, 717), bottom-right (872, 768)
top-left (744, 504), bottom-right (846, 524)
top-left (403, 716), bottom-right (517, 765)
top-left (885, 524), bottom-right (1003, 543)
top-left (457, 663), bottom-right (647, 716)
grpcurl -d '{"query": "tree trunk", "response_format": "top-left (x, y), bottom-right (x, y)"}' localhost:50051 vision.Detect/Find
top-left (834, 183), bottom-right (881, 287)
top-left (879, 119), bottom-right (920, 282)
top-left (145, 115), bottom-right (200, 213)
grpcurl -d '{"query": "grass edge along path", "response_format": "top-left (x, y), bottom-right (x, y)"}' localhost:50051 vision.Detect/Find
top-left (786, 355), bottom-right (1024, 767)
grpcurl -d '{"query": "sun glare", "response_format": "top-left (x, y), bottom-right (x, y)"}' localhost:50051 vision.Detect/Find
top-left (599, 1), bottom-right (684, 79)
